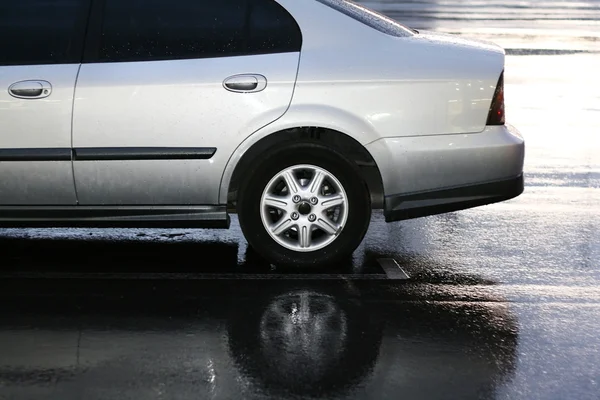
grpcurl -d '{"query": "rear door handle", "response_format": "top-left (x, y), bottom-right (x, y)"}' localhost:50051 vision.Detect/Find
top-left (8, 80), bottom-right (52, 99)
top-left (223, 74), bottom-right (267, 93)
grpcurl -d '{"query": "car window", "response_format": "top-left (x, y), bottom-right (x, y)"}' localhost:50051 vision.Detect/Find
top-left (248, 0), bottom-right (303, 54)
top-left (315, 0), bottom-right (415, 37)
top-left (0, 0), bottom-right (87, 66)
top-left (99, 0), bottom-right (302, 63)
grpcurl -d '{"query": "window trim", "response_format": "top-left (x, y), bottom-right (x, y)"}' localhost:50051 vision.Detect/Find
top-left (82, 0), bottom-right (105, 63)
top-left (315, 0), bottom-right (416, 38)
top-left (0, 0), bottom-right (92, 67)
top-left (82, 0), bottom-right (303, 64)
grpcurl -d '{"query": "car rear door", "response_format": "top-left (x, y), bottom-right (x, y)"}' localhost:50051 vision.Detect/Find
top-left (0, 0), bottom-right (89, 205)
top-left (72, 0), bottom-right (302, 205)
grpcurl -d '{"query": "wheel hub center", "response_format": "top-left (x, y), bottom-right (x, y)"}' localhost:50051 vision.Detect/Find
top-left (298, 202), bottom-right (312, 215)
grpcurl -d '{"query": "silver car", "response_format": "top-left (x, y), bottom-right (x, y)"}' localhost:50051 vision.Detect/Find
top-left (0, 0), bottom-right (525, 268)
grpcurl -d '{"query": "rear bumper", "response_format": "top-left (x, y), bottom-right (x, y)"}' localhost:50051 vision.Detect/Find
top-left (383, 174), bottom-right (524, 222)
top-left (365, 124), bottom-right (525, 222)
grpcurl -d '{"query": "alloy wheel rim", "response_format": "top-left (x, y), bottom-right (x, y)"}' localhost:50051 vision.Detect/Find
top-left (260, 164), bottom-right (349, 253)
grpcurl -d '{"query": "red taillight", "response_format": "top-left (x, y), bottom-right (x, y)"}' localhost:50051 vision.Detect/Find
top-left (487, 72), bottom-right (505, 125)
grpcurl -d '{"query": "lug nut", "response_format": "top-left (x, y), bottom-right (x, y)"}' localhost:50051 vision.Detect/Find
top-left (308, 214), bottom-right (317, 222)
top-left (292, 195), bottom-right (302, 203)
top-left (291, 212), bottom-right (300, 220)
top-left (310, 197), bottom-right (318, 205)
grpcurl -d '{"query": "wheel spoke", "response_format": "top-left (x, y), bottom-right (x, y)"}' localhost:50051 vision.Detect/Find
top-left (314, 217), bottom-right (340, 236)
top-left (320, 194), bottom-right (345, 209)
top-left (263, 194), bottom-right (289, 211)
top-left (299, 224), bottom-right (311, 248)
top-left (309, 171), bottom-right (325, 195)
top-left (282, 171), bottom-right (300, 194)
top-left (271, 218), bottom-right (293, 236)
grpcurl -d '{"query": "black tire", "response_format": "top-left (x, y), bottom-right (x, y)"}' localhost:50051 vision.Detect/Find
top-left (237, 141), bottom-right (371, 268)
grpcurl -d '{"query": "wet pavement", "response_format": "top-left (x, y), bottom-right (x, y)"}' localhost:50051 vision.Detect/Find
top-left (1, 1), bottom-right (600, 399)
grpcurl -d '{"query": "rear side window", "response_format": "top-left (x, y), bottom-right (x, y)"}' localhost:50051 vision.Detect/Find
top-left (99, 0), bottom-right (302, 63)
top-left (315, 0), bottom-right (415, 37)
top-left (0, 0), bottom-right (87, 66)
top-left (248, 0), bottom-right (302, 54)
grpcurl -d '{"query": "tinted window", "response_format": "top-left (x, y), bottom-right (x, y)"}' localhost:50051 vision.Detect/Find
top-left (315, 0), bottom-right (415, 37)
top-left (0, 0), bottom-right (86, 66)
top-left (248, 0), bottom-right (302, 54)
top-left (100, 0), bottom-right (302, 63)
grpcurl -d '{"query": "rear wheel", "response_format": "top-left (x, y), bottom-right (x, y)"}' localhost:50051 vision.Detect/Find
top-left (238, 142), bottom-right (371, 268)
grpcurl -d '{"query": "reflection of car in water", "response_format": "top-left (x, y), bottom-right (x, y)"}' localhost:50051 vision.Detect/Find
top-left (0, 242), bottom-right (519, 399)
top-left (229, 288), bottom-right (382, 396)
top-left (228, 281), bottom-right (518, 399)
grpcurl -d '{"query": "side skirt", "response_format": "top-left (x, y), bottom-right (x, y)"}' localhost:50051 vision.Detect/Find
top-left (0, 206), bottom-right (229, 229)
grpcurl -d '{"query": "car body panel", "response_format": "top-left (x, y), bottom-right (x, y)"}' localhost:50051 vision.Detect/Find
top-left (0, 64), bottom-right (79, 205)
top-left (0, 162), bottom-right (78, 205)
top-left (276, 0), bottom-right (505, 138)
top-left (365, 124), bottom-right (525, 197)
top-left (219, 0), bottom-right (509, 203)
top-left (73, 53), bottom-right (300, 205)
top-left (218, 104), bottom-right (382, 204)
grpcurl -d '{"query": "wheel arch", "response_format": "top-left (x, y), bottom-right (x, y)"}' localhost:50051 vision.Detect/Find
top-left (222, 127), bottom-right (385, 210)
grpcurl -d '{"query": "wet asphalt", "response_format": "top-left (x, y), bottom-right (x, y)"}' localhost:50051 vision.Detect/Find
top-left (1, 1), bottom-right (600, 399)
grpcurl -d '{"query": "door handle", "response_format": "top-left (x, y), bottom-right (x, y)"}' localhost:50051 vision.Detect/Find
top-left (223, 74), bottom-right (267, 93)
top-left (8, 80), bottom-right (52, 99)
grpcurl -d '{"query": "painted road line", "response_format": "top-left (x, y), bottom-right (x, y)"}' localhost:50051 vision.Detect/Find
top-left (378, 258), bottom-right (411, 280)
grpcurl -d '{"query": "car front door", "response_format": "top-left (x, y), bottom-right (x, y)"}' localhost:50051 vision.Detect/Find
top-left (72, 0), bottom-right (302, 205)
top-left (0, 0), bottom-right (89, 205)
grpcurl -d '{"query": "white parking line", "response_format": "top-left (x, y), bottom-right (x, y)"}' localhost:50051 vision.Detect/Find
top-left (378, 258), bottom-right (411, 280)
